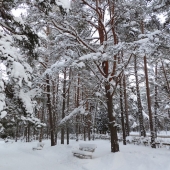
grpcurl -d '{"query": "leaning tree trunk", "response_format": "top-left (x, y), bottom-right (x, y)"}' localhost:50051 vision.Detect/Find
top-left (134, 55), bottom-right (146, 137)
top-left (144, 56), bottom-right (156, 148)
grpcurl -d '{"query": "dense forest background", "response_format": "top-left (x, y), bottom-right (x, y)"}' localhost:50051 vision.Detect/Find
top-left (0, 0), bottom-right (170, 152)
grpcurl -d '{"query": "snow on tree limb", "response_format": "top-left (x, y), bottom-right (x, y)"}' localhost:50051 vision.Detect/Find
top-left (59, 105), bottom-right (85, 126)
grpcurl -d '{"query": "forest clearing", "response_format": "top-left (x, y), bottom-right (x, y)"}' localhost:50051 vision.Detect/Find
top-left (1, 137), bottom-right (170, 170)
top-left (1, 1), bottom-right (170, 170)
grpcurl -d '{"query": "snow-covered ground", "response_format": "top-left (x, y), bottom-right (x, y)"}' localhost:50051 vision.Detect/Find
top-left (0, 139), bottom-right (170, 170)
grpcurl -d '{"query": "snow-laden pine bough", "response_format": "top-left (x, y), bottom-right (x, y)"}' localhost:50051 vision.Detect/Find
top-left (72, 144), bottom-right (97, 159)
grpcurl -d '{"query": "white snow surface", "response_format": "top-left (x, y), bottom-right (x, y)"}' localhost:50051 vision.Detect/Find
top-left (19, 89), bottom-right (34, 114)
top-left (56, 0), bottom-right (70, 10)
top-left (0, 93), bottom-right (5, 112)
top-left (0, 111), bottom-right (7, 119)
top-left (11, 61), bottom-right (30, 87)
top-left (142, 110), bottom-right (149, 120)
top-left (60, 106), bottom-right (85, 125)
top-left (0, 139), bottom-right (170, 170)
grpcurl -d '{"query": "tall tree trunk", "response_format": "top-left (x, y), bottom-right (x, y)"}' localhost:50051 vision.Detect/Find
top-left (15, 121), bottom-right (18, 142)
top-left (123, 74), bottom-right (130, 136)
top-left (76, 75), bottom-right (80, 141)
top-left (46, 73), bottom-right (55, 146)
top-left (66, 68), bottom-right (71, 145)
top-left (154, 63), bottom-right (158, 137)
top-left (55, 74), bottom-right (59, 145)
top-left (100, 0), bottom-right (119, 152)
top-left (144, 56), bottom-right (156, 148)
top-left (39, 128), bottom-right (43, 142)
top-left (83, 120), bottom-right (86, 141)
top-left (25, 124), bottom-right (30, 142)
top-left (119, 78), bottom-right (126, 145)
top-left (134, 55), bottom-right (146, 137)
top-left (105, 84), bottom-right (119, 152)
top-left (103, 61), bottom-right (119, 152)
top-left (28, 124), bottom-right (30, 142)
top-left (61, 68), bottom-right (67, 144)
top-left (25, 127), bottom-right (27, 142)
top-left (88, 126), bottom-right (91, 141)
top-left (81, 86), bottom-right (86, 141)
top-left (52, 79), bottom-right (57, 144)
top-left (39, 96), bottom-right (45, 142)
top-left (92, 100), bottom-right (98, 141)
top-left (118, 54), bottom-right (126, 145)
top-left (161, 60), bottom-right (170, 93)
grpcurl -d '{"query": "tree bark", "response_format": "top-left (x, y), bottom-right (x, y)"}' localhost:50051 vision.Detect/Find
top-left (55, 74), bottom-right (59, 145)
top-left (83, 123), bottom-right (86, 141)
top-left (28, 124), bottom-right (30, 142)
top-left (15, 121), bottom-right (18, 142)
top-left (154, 63), bottom-right (158, 137)
top-left (100, 0), bottom-right (119, 152)
top-left (105, 85), bottom-right (119, 152)
top-left (119, 78), bottom-right (126, 145)
top-left (61, 68), bottom-right (67, 144)
top-left (161, 60), bottom-right (170, 93)
top-left (76, 75), bottom-right (80, 141)
top-left (134, 55), bottom-right (146, 137)
top-left (66, 68), bottom-right (72, 145)
top-left (46, 73), bottom-right (55, 146)
top-left (144, 56), bottom-right (156, 148)
top-left (123, 74), bottom-right (130, 136)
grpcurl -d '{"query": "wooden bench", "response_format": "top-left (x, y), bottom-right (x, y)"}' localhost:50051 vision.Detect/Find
top-left (100, 135), bottom-right (110, 140)
top-left (162, 143), bottom-right (170, 149)
top-left (72, 143), bottom-right (97, 159)
top-left (143, 140), bottom-right (149, 146)
top-left (155, 142), bottom-right (161, 148)
top-left (72, 150), bottom-right (93, 159)
top-left (143, 142), bottom-right (169, 148)
top-left (132, 139), bottom-right (140, 145)
top-left (141, 139), bottom-right (161, 147)
top-left (32, 142), bottom-right (45, 150)
top-left (79, 144), bottom-right (97, 152)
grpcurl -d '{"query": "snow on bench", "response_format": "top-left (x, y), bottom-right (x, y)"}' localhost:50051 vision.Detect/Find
top-left (79, 144), bottom-right (97, 152)
top-left (72, 143), bottom-right (97, 159)
top-left (32, 142), bottom-right (45, 150)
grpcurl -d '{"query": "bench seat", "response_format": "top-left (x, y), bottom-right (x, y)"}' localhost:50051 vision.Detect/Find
top-left (72, 143), bottom-right (97, 159)
top-left (32, 142), bottom-right (45, 150)
top-left (72, 150), bottom-right (93, 159)
top-left (79, 144), bottom-right (97, 152)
